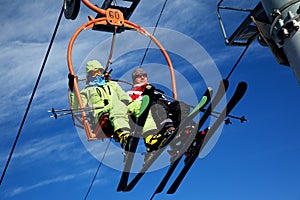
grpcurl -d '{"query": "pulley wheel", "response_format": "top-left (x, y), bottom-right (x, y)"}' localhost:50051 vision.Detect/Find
top-left (64, 0), bottom-right (80, 20)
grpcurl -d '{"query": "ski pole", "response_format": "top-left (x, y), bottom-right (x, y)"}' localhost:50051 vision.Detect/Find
top-left (48, 106), bottom-right (104, 119)
top-left (201, 108), bottom-right (247, 123)
top-left (48, 106), bottom-right (104, 114)
top-left (50, 112), bottom-right (73, 119)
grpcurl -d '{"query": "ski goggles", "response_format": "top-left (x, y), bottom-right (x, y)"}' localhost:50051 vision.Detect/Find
top-left (89, 68), bottom-right (104, 78)
top-left (133, 72), bottom-right (147, 79)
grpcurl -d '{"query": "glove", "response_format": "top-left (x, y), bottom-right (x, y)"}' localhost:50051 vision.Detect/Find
top-left (104, 69), bottom-right (112, 81)
top-left (68, 73), bottom-right (76, 92)
top-left (104, 72), bottom-right (111, 81)
top-left (142, 84), bottom-right (155, 97)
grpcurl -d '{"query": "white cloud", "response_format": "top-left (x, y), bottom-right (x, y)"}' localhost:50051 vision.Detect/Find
top-left (16, 134), bottom-right (80, 160)
top-left (8, 169), bottom-right (95, 197)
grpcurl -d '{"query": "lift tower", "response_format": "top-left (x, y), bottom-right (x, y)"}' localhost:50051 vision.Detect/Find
top-left (260, 0), bottom-right (300, 84)
top-left (217, 0), bottom-right (300, 84)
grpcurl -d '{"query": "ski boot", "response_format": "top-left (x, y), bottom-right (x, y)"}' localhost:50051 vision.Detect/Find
top-left (115, 129), bottom-right (132, 152)
top-left (144, 127), bottom-right (175, 152)
top-left (143, 127), bottom-right (175, 165)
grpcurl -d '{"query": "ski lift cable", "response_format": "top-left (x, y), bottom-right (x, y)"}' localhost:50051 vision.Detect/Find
top-left (0, 5), bottom-right (64, 186)
top-left (139, 0), bottom-right (168, 67)
top-left (83, 138), bottom-right (113, 200)
top-left (225, 45), bottom-right (249, 80)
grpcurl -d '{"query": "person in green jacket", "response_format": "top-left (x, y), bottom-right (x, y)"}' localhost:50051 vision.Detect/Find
top-left (70, 60), bottom-right (132, 150)
top-left (70, 60), bottom-right (157, 151)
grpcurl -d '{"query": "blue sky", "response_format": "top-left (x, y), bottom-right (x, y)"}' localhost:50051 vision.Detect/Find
top-left (1, 0), bottom-right (300, 200)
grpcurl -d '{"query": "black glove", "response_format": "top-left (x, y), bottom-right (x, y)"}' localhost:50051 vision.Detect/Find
top-left (142, 84), bottom-right (155, 97)
top-left (104, 72), bottom-right (111, 81)
top-left (68, 73), bottom-right (76, 92)
top-left (104, 69), bottom-right (112, 81)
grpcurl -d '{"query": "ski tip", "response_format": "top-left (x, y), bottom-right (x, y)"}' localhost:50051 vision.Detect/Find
top-left (166, 188), bottom-right (176, 194)
top-left (237, 81), bottom-right (248, 90)
top-left (203, 87), bottom-right (213, 98)
top-left (117, 185), bottom-right (125, 192)
top-left (222, 79), bottom-right (229, 89)
top-left (207, 87), bottom-right (213, 97)
top-left (239, 81), bottom-right (248, 86)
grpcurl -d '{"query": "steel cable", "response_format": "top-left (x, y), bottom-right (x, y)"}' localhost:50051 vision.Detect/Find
top-left (0, 5), bottom-right (64, 185)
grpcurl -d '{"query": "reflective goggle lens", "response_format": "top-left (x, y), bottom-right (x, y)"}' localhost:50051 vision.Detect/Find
top-left (135, 72), bottom-right (147, 79)
top-left (90, 69), bottom-right (103, 78)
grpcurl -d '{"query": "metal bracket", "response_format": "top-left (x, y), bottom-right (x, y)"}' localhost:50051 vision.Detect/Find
top-left (252, 16), bottom-right (290, 66)
top-left (217, 1), bottom-right (268, 46)
top-left (93, 0), bottom-right (140, 33)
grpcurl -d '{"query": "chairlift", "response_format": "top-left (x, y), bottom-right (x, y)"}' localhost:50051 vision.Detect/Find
top-left (65, 0), bottom-right (178, 141)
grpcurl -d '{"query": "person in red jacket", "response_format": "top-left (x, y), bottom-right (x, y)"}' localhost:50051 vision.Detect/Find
top-left (128, 68), bottom-right (176, 153)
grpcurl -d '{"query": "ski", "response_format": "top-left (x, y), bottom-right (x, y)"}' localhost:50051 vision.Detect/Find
top-left (168, 79), bottom-right (229, 163)
top-left (117, 85), bottom-right (154, 192)
top-left (123, 87), bottom-right (213, 192)
top-left (159, 87), bottom-right (213, 149)
top-left (150, 79), bottom-right (229, 198)
top-left (149, 153), bottom-right (182, 200)
top-left (167, 81), bottom-right (247, 194)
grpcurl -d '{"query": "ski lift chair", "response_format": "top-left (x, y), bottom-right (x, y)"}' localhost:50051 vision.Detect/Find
top-left (66, 0), bottom-right (178, 141)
